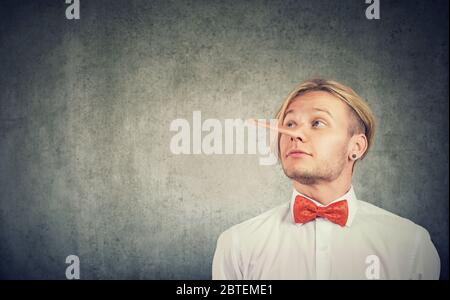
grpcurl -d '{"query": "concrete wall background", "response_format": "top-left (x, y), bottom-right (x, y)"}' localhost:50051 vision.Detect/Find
top-left (0, 0), bottom-right (448, 279)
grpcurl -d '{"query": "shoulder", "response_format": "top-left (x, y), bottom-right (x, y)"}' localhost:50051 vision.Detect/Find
top-left (356, 200), bottom-right (440, 279)
top-left (217, 201), bottom-right (290, 244)
top-left (355, 199), bottom-right (431, 241)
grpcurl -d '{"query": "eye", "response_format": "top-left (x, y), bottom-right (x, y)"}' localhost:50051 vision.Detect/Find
top-left (285, 121), bottom-right (296, 128)
top-left (312, 120), bottom-right (325, 128)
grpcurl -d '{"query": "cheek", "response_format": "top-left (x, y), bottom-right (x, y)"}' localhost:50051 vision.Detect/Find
top-left (315, 134), bottom-right (347, 156)
top-left (279, 135), bottom-right (291, 152)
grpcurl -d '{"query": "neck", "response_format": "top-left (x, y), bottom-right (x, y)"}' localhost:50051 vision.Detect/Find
top-left (292, 176), bottom-right (352, 206)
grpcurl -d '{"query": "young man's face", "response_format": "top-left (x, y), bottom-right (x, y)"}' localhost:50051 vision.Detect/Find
top-left (279, 91), bottom-right (354, 184)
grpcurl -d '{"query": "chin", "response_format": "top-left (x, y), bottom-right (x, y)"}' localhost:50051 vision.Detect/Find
top-left (283, 160), bottom-right (306, 170)
top-left (283, 165), bottom-right (309, 178)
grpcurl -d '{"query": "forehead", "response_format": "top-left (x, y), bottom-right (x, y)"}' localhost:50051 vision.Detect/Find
top-left (285, 91), bottom-right (348, 116)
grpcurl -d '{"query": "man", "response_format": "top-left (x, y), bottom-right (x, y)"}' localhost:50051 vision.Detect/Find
top-left (212, 78), bottom-right (440, 280)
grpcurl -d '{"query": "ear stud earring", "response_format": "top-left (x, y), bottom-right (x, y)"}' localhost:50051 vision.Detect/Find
top-left (352, 154), bottom-right (357, 160)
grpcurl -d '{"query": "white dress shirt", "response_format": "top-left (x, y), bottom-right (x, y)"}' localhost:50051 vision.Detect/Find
top-left (212, 185), bottom-right (440, 280)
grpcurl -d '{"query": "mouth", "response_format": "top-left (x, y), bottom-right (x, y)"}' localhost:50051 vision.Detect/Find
top-left (286, 149), bottom-right (311, 158)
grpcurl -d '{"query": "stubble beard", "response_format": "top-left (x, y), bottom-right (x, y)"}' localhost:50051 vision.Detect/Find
top-left (282, 154), bottom-right (347, 185)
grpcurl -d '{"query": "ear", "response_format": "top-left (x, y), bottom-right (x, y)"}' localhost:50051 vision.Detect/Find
top-left (348, 133), bottom-right (368, 161)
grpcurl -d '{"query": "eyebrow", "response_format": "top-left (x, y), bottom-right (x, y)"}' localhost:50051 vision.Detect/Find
top-left (284, 107), bottom-right (334, 119)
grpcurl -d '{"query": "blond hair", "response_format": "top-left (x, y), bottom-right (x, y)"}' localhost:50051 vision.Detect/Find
top-left (273, 78), bottom-right (376, 171)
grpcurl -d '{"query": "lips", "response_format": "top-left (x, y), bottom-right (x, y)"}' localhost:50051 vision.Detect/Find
top-left (286, 149), bottom-right (311, 158)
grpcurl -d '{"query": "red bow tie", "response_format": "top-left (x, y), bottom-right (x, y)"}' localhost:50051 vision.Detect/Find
top-left (293, 195), bottom-right (349, 227)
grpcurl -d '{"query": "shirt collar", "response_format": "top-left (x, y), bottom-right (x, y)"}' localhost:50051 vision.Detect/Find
top-left (289, 185), bottom-right (359, 227)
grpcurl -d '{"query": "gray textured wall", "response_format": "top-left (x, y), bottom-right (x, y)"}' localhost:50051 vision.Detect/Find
top-left (0, 0), bottom-right (448, 279)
